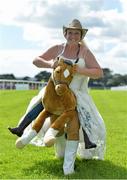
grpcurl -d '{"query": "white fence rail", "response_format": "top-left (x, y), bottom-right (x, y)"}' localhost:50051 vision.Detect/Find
top-left (0, 79), bottom-right (46, 90)
top-left (111, 85), bottom-right (127, 91)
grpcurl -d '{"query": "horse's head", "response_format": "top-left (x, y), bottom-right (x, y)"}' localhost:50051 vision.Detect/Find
top-left (52, 58), bottom-right (73, 96)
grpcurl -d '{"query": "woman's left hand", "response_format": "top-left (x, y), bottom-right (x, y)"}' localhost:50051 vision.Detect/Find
top-left (72, 64), bottom-right (78, 74)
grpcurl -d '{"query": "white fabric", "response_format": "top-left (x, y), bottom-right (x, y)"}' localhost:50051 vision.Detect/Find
top-left (20, 43), bottom-right (106, 160)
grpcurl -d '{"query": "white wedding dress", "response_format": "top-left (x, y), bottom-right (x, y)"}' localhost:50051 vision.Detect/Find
top-left (23, 45), bottom-right (106, 160)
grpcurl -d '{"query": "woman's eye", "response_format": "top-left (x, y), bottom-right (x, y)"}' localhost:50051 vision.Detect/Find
top-left (68, 31), bottom-right (80, 36)
top-left (68, 32), bottom-right (72, 35)
top-left (75, 32), bottom-right (80, 35)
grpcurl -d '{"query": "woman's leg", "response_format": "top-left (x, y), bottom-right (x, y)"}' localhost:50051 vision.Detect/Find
top-left (8, 102), bottom-right (43, 137)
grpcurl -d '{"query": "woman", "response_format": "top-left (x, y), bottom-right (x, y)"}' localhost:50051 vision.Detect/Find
top-left (8, 19), bottom-right (106, 175)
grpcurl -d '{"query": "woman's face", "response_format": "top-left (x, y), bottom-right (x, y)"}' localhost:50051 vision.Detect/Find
top-left (65, 29), bottom-right (81, 44)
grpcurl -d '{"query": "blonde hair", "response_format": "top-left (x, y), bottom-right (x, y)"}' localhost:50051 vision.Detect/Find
top-left (79, 40), bottom-right (89, 50)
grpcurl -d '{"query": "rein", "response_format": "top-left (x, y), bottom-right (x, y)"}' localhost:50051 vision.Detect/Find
top-left (53, 79), bottom-right (69, 86)
top-left (52, 72), bottom-right (70, 87)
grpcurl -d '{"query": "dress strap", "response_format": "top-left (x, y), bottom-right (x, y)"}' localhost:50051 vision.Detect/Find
top-left (75, 43), bottom-right (80, 64)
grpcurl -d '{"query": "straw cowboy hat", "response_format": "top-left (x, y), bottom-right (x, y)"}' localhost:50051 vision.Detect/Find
top-left (63, 19), bottom-right (88, 39)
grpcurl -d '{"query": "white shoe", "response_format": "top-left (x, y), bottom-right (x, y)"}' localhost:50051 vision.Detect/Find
top-left (63, 140), bottom-right (78, 175)
top-left (43, 128), bottom-right (59, 147)
top-left (15, 129), bottom-right (37, 149)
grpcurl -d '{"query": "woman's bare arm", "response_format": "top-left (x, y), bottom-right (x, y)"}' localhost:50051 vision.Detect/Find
top-left (33, 45), bottom-right (59, 68)
top-left (74, 49), bottom-right (103, 79)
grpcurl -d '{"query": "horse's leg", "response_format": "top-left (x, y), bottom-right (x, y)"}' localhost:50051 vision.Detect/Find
top-left (64, 111), bottom-right (97, 149)
top-left (32, 109), bottom-right (50, 132)
top-left (65, 110), bottom-right (79, 141)
top-left (43, 114), bottom-right (60, 147)
top-left (50, 115), bottom-right (64, 135)
top-left (51, 110), bottom-right (78, 133)
top-left (15, 109), bottom-right (50, 149)
top-left (43, 110), bottom-right (78, 146)
top-left (60, 111), bottom-right (79, 176)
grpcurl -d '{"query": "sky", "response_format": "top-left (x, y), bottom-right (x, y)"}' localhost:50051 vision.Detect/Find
top-left (0, 0), bottom-right (127, 77)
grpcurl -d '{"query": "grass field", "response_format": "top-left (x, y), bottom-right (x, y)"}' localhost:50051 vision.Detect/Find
top-left (0, 90), bottom-right (127, 179)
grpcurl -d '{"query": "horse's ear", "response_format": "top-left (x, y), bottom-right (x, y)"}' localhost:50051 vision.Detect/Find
top-left (58, 58), bottom-right (64, 65)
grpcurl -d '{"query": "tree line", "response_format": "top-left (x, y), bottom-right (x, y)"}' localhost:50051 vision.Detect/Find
top-left (0, 68), bottom-right (127, 89)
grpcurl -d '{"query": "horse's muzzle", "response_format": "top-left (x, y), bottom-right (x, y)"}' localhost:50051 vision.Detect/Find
top-left (55, 84), bottom-right (68, 96)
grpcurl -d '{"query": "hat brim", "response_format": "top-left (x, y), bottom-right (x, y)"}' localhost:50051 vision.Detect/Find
top-left (63, 26), bottom-right (88, 39)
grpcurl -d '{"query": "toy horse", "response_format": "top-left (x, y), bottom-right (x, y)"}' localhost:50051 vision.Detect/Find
top-left (16, 59), bottom-right (79, 148)
top-left (16, 59), bottom-right (96, 149)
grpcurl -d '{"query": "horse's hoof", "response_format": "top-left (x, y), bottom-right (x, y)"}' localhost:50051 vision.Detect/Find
top-left (44, 137), bottom-right (56, 147)
top-left (15, 138), bottom-right (25, 149)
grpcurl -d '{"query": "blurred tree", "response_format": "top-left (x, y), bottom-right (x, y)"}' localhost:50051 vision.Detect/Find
top-left (34, 71), bottom-right (51, 82)
top-left (0, 74), bottom-right (16, 79)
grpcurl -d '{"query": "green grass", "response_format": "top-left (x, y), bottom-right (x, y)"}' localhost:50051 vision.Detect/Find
top-left (0, 90), bottom-right (127, 179)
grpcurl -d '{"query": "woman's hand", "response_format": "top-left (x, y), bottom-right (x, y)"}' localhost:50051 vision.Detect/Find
top-left (72, 64), bottom-right (78, 74)
top-left (73, 64), bottom-right (103, 78)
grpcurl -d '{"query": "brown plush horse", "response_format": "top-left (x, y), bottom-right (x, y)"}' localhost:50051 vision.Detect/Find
top-left (16, 58), bottom-right (96, 149)
top-left (16, 59), bottom-right (79, 148)
top-left (32, 59), bottom-right (79, 145)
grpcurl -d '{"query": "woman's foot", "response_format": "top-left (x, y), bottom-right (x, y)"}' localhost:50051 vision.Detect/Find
top-left (82, 128), bottom-right (97, 149)
top-left (85, 142), bottom-right (97, 149)
top-left (8, 127), bottom-right (23, 137)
